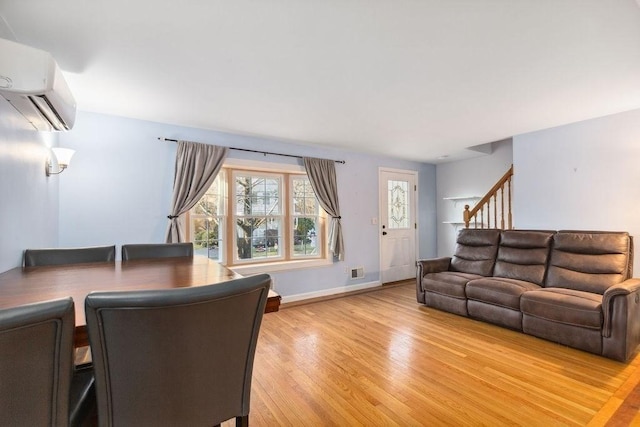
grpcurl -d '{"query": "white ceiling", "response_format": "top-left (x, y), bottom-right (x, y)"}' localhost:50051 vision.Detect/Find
top-left (1, 1), bottom-right (640, 163)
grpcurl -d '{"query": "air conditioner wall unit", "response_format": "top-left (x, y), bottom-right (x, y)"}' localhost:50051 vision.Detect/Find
top-left (0, 38), bottom-right (76, 131)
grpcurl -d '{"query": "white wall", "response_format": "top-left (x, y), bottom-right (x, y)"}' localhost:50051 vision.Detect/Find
top-left (59, 111), bottom-right (437, 299)
top-left (0, 99), bottom-right (59, 272)
top-left (513, 108), bottom-right (640, 273)
top-left (435, 139), bottom-right (513, 256)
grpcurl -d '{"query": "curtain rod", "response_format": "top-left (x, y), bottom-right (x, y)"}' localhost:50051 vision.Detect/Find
top-left (157, 137), bottom-right (345, 164)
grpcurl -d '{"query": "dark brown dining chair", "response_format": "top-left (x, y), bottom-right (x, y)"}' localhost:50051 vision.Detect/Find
top-left (0, 298), bottom-right (95, 427)
top-left (23, 245), bottom-right (116, 267)
top-left (85, 273), bottom-right (271, 427)
top-left (121, 242), bottom-right (194, 261)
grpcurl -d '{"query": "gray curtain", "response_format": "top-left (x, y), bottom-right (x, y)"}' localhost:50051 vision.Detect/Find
top-left (303, 157), bottom-right (344, 261)
top-left (166, 141), bottom-right (228, 243)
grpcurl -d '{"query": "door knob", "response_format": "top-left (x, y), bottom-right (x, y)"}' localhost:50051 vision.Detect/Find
top-left (382, 231), bottom-right (387, 236)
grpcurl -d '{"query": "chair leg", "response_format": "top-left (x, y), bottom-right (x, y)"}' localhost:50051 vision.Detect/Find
top-left (236, 415), bottom-right (249, 427)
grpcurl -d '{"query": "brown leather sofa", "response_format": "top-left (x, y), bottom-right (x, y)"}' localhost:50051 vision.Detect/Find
top-left (416, 229), bottom-right (640, 361)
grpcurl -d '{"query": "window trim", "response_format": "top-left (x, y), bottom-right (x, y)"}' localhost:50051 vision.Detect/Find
top-left (230, 257), bottom-right (333, 276)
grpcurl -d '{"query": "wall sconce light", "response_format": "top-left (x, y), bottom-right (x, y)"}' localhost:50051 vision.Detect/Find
top-left (46, 147), bottom-right (75, 176)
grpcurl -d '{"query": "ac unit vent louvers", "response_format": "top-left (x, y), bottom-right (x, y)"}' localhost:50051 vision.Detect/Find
top-left (28, 95), bottom-right (70, 130)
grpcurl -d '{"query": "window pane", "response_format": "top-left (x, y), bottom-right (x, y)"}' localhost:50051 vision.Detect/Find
top-left (293, 177), bottom-right (319, 216)
top-left (293, 217), bottom-right (319, 256)
top-left (265, 179), bottom-right (280, 214)
top-left (235, 174), bottom-right (281, 216)
top-left (293, 196), bottom-right (304, 215)
top-left (193, 194), bottom-right (212, 215)
top-left (236, 217), bottom-right (281, 260)
top-left (251, 196), bottom-right (264, 215)
top-left (236, 218), bottom-right (253, 259)
top-left (235, 176), bottom-right (251, 196)
top-left (235, 176), bottom-right (253, 216)
top-left (234, 196), bottom-right (248, 215)
top-left (192, 217), bottom-right (223, 261)
top-left (265, 178), bottom-right (279, 193)
top-left (293, 197), bottom-right (318, 215)
top-left (304, 197), bottom-right (318, 215)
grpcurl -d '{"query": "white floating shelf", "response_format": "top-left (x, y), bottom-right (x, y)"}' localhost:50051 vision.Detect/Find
top-left (442, 196), bottom-right (481, 201)
top-left (442, 221), bottom-right (466, 230)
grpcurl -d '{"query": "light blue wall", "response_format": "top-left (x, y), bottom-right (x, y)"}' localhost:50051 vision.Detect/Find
top-left (59, 111), bottom-right (437, 298)
top-left (0, 99), bottom-right (59, 272)
top-left (435, 139), bottom-right (513, 256)
top-left (513, 107), bottom-right (640, 274)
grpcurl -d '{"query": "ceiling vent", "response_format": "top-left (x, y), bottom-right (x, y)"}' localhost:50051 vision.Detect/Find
top-left (0, 38), bottom-right (76, 131)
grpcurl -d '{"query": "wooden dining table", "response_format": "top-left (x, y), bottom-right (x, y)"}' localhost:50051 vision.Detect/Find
top-left (0, 256), bottom-right (281, 347)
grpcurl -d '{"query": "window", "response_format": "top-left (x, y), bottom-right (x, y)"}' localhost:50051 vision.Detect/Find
top-left (234, 171), bottom-right (283, 262)
top-left (189, 166), bottom-right (325, 268)
top-left (190, 171), bottom-right (226, 262)
top-left (291, 175), bottom-right (321, 257)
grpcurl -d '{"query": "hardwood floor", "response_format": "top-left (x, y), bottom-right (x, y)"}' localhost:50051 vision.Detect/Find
top-left (228, 282), bottom-right (640, 426)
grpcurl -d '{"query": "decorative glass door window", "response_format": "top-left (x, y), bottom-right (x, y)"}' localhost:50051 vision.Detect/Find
top-left (388, 180), bottom-right (410, 229)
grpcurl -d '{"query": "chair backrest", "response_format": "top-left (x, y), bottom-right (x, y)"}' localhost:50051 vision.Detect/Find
top-left (546, 230), bottom-right (632, 294)
top-left (0, 298), bottom-right (75, 427)
top-left (493, 230), bottom-right (555, 285)
top-left (85, 274), bottom-right (271, 426)
top-left (450, 228), bottom-right (501, 276)
top-left (24, 245), bottom-right (116, 267)
top-left (121, 242), bottom-right (194, 261)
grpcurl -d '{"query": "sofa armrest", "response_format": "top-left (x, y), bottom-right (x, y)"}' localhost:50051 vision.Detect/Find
top-left (416, 257), bottom-right (451, 278)
top-left (602, 278), bottom-right (640, 337)
top-left (416, 257), bottom-right (452, 304)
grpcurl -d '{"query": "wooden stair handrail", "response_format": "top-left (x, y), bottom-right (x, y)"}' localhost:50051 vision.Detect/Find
top-left (463, 165), bottom-right (513, 229)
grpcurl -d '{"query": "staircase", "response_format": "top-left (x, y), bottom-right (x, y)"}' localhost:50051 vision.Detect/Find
top-left (463, 165), bottom-right (513, 229)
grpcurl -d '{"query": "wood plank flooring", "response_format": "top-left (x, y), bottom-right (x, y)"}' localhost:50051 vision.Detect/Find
top-left (227, 282), bottom-right (640, 426)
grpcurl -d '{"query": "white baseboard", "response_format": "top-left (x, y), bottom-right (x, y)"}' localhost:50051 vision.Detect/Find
top-left (281, 280), bottom-right (382, 304)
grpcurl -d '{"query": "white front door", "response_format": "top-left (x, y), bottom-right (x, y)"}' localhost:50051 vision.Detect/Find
top-left (379, 169), bottom-right (417, 284)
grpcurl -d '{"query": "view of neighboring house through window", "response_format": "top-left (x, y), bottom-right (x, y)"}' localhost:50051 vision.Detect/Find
top-left (189, 167), bottom-right (325, 266)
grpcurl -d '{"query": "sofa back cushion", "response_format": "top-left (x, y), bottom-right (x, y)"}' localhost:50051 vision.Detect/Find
top-left (546, 231), bottom-right (631, 294)
top-left (450, 229), bottom-right (501, 276)
top-left (493, 230), bottom-right (554, 285)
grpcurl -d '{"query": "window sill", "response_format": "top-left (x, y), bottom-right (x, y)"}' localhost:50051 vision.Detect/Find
top-left (230, 258), bottom-right (333, 275)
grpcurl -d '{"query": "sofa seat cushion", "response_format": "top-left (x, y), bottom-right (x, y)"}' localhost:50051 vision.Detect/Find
top-left (520, 288), bottom-right (603, 329)
top-left (422, 272), bottom-right (483, 299)
top-left (467, 277), bottom-right (541, 310)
